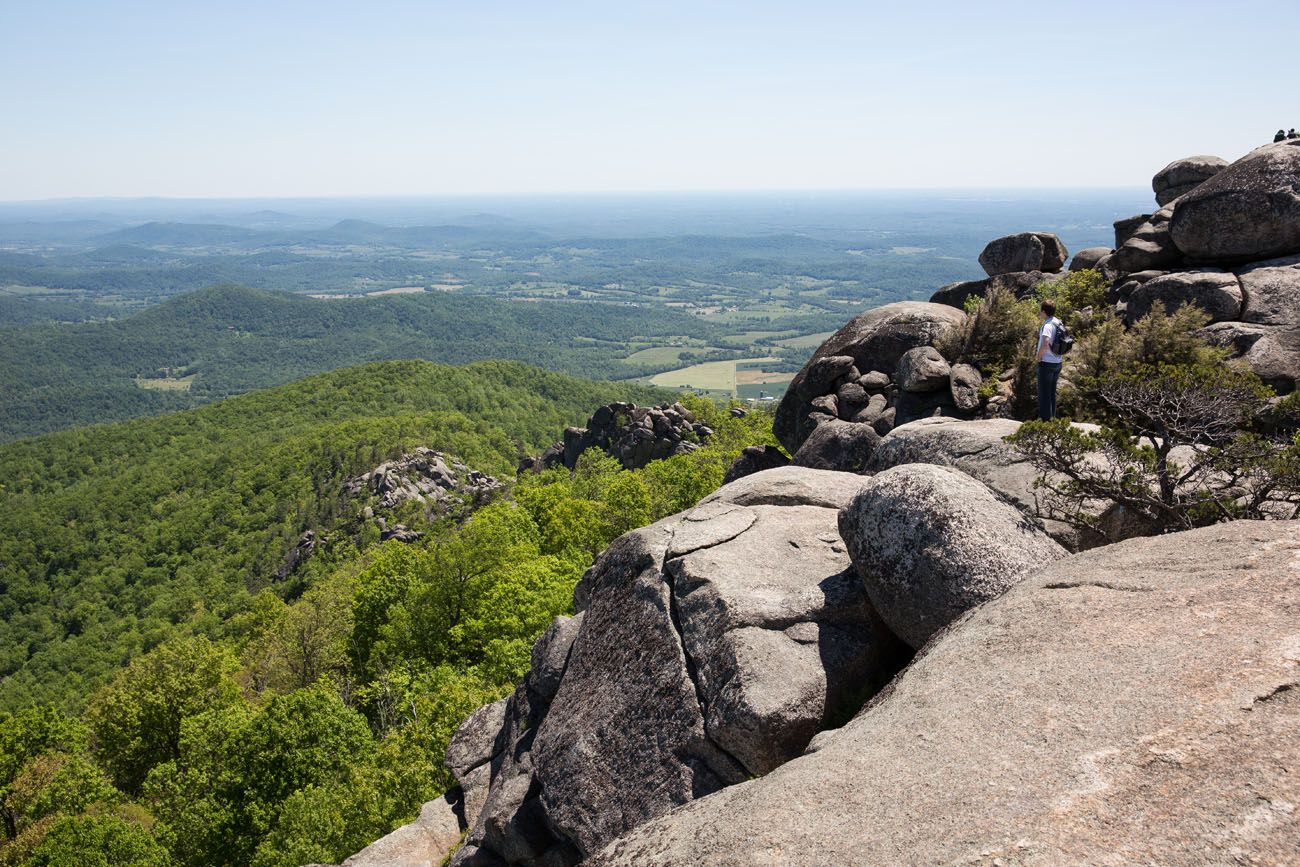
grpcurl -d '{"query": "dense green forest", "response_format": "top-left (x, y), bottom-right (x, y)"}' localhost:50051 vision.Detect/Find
top-left (0, 284), bottom-right (801, 441)
top-left (0, 357), bottom-right (776, 866)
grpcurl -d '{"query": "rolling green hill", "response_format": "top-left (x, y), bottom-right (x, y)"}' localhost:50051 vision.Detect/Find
top-left (0, 283), bottom-right (725, 441)
top-left (0, 358), bottom-right (668, 711)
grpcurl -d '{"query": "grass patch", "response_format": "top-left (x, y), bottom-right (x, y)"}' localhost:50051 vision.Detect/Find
top-left (135, 374), bottom-right (197, 392)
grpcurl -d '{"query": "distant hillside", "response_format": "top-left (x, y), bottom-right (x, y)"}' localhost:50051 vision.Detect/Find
top-left (0, 283), bottom-right (725, 441)
top-left (0, 358), bottom-right (669, 711)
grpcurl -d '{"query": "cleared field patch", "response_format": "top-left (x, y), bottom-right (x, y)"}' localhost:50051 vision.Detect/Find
top-left (622, 346), bottom-right (702, 366)
top-left (366, 286), bottom-right (426, 296)
top-left (135, 374), bottom-right (197, 391)
top-left (647, 356), bottom-right (778, 396)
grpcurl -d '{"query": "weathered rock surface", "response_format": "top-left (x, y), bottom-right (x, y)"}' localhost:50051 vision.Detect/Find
top-left (523, 402), bottom-right (711, 473)
top-left (774, 302), bottom-right (965, 450)
top-left (1124, 269), bottom-right (1244, 323)
top-left (947, 363), bottom-right (982, 412)
top-left (1069, 245), bottom-right (1111, 272)
top-left (1152, 154), bottom-right (1228, 206)
top-left (838, 463), bottom-right (1066, 647)
top-left (345, 448), bottom-right (502, 513)
top-left (977, 232), bottom-right (1068, 276)
top-left (720, 444), bottom-right (790, 485)
top-left (1170, 139), bottom-right (1300, 263)
top-left (592, 521), bottom-right (1300, 866)
top-left (1108, 204), bottom-right (1182, 273)
top-left (341, 795), bottom-right (463, 867)
top-left (895, 346), bottom-right (950, 393)
top-left (789, 418), bottom-right (880, 473)
top-left (448, 469), bottom-right (905, 865)
top-left (1113, 213), bottom-right (1150, 248)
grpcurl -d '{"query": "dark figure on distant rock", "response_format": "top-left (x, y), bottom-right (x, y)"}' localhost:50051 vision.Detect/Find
top-left (1276, 130), bottom-right (1288, 143)
top-left (1289, 129), bottom-right (1299, 140)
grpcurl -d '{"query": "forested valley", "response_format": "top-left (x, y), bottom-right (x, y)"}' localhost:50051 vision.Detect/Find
top-left (0, 359), bottom-right (776, 866)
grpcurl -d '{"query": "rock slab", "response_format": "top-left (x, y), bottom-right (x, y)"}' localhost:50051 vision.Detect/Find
top-left (591, 521), bottom-right (1300, 866)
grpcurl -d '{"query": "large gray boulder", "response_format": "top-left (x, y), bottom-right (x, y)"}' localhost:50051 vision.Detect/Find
top-left (774, 302), bottom-right (966, 451)
top-left (1113, 213), bottom-right (1150, 248)
top-left (789, 418), bottom-right (880, 473)
top-left (977, 232), bottom-right (1068, 276)
top-left (1170, 139), bottom-right (1300, 263)
top-left (1108, 204), bottom-right (1182, 273)
top-left (1068, 246), bottom-right (1111, 272)
top-left (341, 796), bottom-right (463, 867)
top-left (838, 464), bottom-right (1066, 647)
top-left (449, 468), bottom-right (905, 865)
top-left (666, 502), bottom-right (907, 775)
top-left (1124, 269), bottom-right (1244, 323)
top-left (894, 346), bottom-right (950, 393)
top-left (1192, 253), bottom-right (1300, 394)
top-left (591, 520), bottom-right (1300, 867)
top-left (1152, 154), bottom-right (1228, 206)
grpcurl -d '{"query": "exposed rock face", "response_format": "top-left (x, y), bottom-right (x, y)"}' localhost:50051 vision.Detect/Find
top-left (838, 464), bottom-right (1066, 647)
top-left (340, 795), bottom-right (463, 867)
top-left (977, 232), bottom-right (1068, 276)
top-left (789, 419), bottom-right (880, 473)
top-left (1069, 245), bottom-right (1111, 272)
top-left (1107, 204), bottom-right (1182, 273)
top-left (1152, 154), bottom-right (1228, 206)
top-left (1113, 213), bottom-right (1150, 248)
top-left (947, 363), bottom-right (982, 412)
top-left (591, 521), bottom-right (1300, 867)
top-left (1170, 139), bottom-right (1300, 263)
top-left (345, 448), bottom-right (502, 513)
top-left (523, 403), bottom-right (712, 473)
top-left (1124, 269), bottom-right (1244, 323)
top-left (447, 469), bottom-right (906, 865)
top-left (720, 444), bottom-right (790, 484)
top-left (895, 346), bottom-right (950, 393)
top-left (774, 302), bottom-right (966, 450)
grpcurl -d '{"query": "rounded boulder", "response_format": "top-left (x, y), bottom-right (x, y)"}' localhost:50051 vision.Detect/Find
top-left (837, 464), bottom-right (1066, 648)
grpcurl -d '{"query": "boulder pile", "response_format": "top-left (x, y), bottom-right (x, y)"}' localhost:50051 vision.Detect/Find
top-left (344, 447), bottom-right (502, 512)
top-left (1097, 141), bottom-right (1300, 393)
top-left (521, 402), bottom-right (713, 473)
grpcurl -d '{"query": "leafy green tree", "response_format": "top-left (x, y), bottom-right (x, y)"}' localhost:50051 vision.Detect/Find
top-left (20, 812), bottom-right (172, 867)
top-left (1, 707), bottom-right (88, 841)
top-left (1007, 304), bottom-right (1300, 541)
top-left (86, 636), bottom-right (243, 794)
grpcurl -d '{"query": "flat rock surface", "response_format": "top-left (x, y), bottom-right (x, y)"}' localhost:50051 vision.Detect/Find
top-left (591, 521), bottom-right (1300, 866)
top-left (699, 465), bottom-right (869, 511)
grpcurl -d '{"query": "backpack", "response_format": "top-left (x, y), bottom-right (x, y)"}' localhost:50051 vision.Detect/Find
top-left (1049, 318), bottom-right (1074, 356)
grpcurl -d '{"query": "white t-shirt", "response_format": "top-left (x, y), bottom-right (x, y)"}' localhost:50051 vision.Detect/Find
top-left (1038, 317), bottom-right (1064, 364)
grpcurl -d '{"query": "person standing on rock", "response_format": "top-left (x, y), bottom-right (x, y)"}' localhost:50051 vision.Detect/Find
top-left (1036, 301), bottom-right (1064, 421)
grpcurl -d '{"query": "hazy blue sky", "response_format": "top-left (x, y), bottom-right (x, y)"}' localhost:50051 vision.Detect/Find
top-left (2, 1), bottom-right (1297, 198)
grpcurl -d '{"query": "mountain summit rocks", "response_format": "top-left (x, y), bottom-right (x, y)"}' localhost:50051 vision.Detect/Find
top-left (521, 402), bottom-right (713, 472)
top-left (589, 521), bottom-right (1300, 866)
top-left (444, 467), bottom-right (909, 865)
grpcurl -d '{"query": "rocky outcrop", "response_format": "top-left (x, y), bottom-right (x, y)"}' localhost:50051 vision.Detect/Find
top-left (788, 418), bottom-right (879, 473)
top-left (339, 795), bottom-right (463, 867)
top-left (1124, 269), bottom-right (1244, 323)
top-left (1152, 154), bottom-right (1227, 206)
top-left (446, 468), bottom-right (908, 865)
top-left (977, 232), bottom-right (1068, 276)
top-left (1106, 204), bottom-right (1182, 273)
top-left (1170, 139), bottom-right (1300, 262)
top-left (1069, 245), bottom-right (1111, 272)
top-left (774, 302), bottom-right (966, 450)
top-left (523, 403), bottom-right (713, 473)
top-left (838, 464), bottom-right (1066, 647)
top-left (590, 520), bottom-right (1300, 866)
top-left (345, 447), bottom-right (502, 513)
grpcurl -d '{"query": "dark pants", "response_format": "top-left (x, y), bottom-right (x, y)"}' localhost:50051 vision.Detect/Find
top-left (1037, 361), bottom-right (1062, 421)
